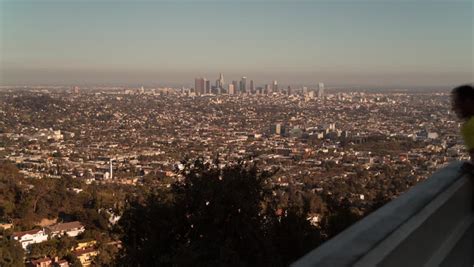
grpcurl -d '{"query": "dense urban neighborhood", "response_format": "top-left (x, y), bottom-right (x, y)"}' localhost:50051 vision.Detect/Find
top-left (0, 85), bottom-right (467, 266)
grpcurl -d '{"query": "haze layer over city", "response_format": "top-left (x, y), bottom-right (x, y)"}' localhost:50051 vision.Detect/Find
top-left (0, 1), bottom-right (472, 266)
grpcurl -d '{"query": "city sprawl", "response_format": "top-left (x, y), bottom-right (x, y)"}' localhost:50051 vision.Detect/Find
top-left (1, 82), bottom-right (466, 197)
top-left (0, 81), bottom-right (468, 265)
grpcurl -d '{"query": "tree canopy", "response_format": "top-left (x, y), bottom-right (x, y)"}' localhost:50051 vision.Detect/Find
top-left (117, 159), bottom-right (322, 266)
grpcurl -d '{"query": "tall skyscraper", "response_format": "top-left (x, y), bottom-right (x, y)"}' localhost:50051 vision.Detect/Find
top-left (318, 82), bottom-right (325, 98)
top-left (232, 80), bottom-right (239, 94)
top-left (265, 84), bottom-right (271, 94)
top-left (272, 80), bottom-right (278, 93)
top-left (228, 83), bottom-right (235, 95)
top-left (195, 78), bottom-right (205, 94)
top-left (240, 76), bottom-right (247, 93)
top-left (216, 73), bottom-right (225, 89)
top-left (219, 73), bottom-right (224, 87)
top-left (205, 79), bottom-right (210, 94)
top-left (287, 85), bottom-right (292, 95)
top-left (250, 80), bottom-right (254, 93)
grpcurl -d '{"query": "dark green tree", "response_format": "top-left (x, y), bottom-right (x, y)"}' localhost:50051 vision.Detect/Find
top-left (64, 253), bottom-right (82, 267)
top-left (0, 238), bottom-right (25, 267)
top-left (117, 159), bottom-right (321, 266)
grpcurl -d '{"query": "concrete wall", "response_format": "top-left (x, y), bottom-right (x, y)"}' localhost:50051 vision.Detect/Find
top-left (292, 162), bottom-right (473, 267)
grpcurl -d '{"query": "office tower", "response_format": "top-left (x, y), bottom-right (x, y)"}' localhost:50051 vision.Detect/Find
top-left (216, 73), bottom-right (225, 89)
top-left (240, 76), bottom-right (247, 93)
top-left (303, 87), bottom-right (308, 94)
top-left (219, 73), bottom-right (224, 87)
top-left (228, 84), bottom-right (235, 95)
top-left (194, 78), bottom-right (199, 93)
top-left (195, 78), bottom-right (205, 94)
top-left (205, 79), bottom-right (210, 94)
top-left (250, 80), bottom-right (254, 93)
top-left (265, 84), bottom-right (271, 94)
top-left (272, 80), bottom-right (278, 93)
top-left (271, 123), bottom-right (285, 136)
top-left (276, 123), bottom-right (282, 135)
top-left (232, 80), bottom-right (239, 94)
top-left (318, 82), bottom-right (325, 98)
top-left (287, 85), bottom-right (292, 95)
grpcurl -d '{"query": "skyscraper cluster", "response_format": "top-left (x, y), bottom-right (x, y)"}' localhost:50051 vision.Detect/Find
top-left (193, 73), bottom-right (324, 98)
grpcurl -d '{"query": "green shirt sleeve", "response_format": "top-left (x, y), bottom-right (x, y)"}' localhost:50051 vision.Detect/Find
top-left (461, 117), bottom-right (474, 151)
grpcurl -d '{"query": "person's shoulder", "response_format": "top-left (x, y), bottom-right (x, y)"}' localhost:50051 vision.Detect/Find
top-left (462, 117), bottom-right (474, 136)
top-left (466, 117), bottom-right (474, 126)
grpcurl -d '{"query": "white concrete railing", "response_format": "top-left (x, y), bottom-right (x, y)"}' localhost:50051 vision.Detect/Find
top-left (292, 161), bottom-right (473, 267)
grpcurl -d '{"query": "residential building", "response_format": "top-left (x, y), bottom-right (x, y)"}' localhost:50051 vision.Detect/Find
top-left (12, 228), bottom-right (48, 250)
top-left (74, 247), bottom-right (98, 267)
top-left (30, 257), bottom-right (52, 267)
top-left (46, 221), bottom-right (85, 237)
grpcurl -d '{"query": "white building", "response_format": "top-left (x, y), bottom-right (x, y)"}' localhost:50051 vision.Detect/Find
top-left (46, 221), bottom-right (85, 237)
top-left (427, 132), bottom-right (439, 139)
top-left (12, 228), bottom-right (48, 250)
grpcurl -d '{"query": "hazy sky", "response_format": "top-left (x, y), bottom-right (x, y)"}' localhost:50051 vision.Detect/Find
top-left (0, 0), bottom-right (472, 87)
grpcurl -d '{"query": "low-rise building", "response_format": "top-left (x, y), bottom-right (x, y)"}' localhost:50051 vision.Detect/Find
top-left (46, 221), bottom-right (85, 237)
top-left (0, 221), bottom-right (13, 230)
top-left (55, 259), bottom-right (69, 267)
top-left (29, 257), bottom-right (69, 267)
top-left (74, 247), bottom-right (98, 267)
top-left (12, 228), bottom-right (48, 250)
top-left (76, 239), bottom-right (97, 250)
top-left (30, 257), bottom-right (52, 267)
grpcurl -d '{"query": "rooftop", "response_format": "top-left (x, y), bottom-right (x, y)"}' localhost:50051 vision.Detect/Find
top-left (47, 221), bottom-right (84, 232)
top-left (12, 228), bottom-right (43, 238)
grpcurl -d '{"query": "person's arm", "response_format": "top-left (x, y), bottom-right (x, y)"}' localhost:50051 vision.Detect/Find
top-left (462, 118), bottom-right (474, 163)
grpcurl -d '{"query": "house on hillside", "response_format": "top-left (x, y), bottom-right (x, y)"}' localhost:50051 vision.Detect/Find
top-left (29, 257), bottom-right (70, 267)
top-left (11, 228), bottom-right (48, 250)
top-left (46, 221), bottom-right (85, 237)
top-left (29, 257), bottom-right (52, 267)
top-left (76, 239), bottom-right (97, 250)
top-left (74, 247), bottom-right (98, 267)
